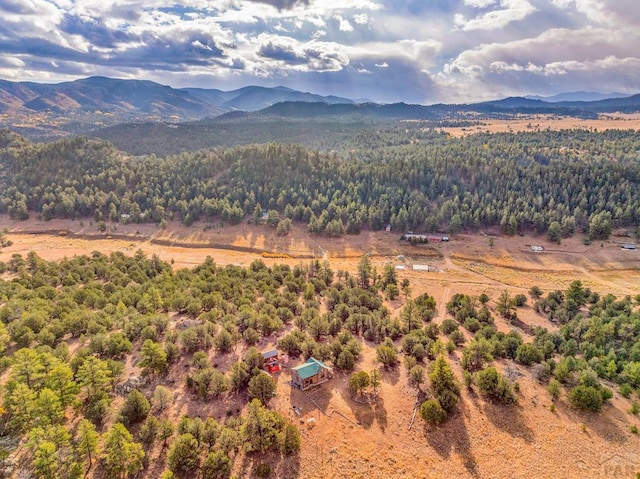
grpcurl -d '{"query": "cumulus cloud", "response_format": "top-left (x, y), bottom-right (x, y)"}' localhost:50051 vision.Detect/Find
top-left (447, 27), bottom-right (639, 71)
top-left (438, 23), bottom-right (640, 101)
top-left (335, 15), bottom-right (354, 32)
top-left (573, 0), bottom-right (640, 26)
top-left (454, 0), bottom-right (536, 31)
top-left (464, 0), bottom-right (497, 7)
top-left (258, 39), bottom-right (308, 64)
top-left (242, 0), bottom-right (310, 10)
top-left (60, 14), bottom-right (138, 49)
top-left (256, 35), bottom-right (349, 72)
top-left (1, 0), bottom-right (639, 103)
top-left (353, 13), bottom-right (369, 24)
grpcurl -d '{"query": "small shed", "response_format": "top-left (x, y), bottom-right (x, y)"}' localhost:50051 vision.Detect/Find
top-left (385, 224), bottom-right (392, 232)
top-left (262, 349), bottom-right (281, 373)
top-left (291, 357), bottom-right (333, 390)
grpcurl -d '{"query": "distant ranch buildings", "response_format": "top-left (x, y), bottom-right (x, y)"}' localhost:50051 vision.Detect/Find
top-left (402, 233), bottom-right (449, 243)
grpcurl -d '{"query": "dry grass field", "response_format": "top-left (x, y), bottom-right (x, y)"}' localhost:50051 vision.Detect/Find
top-left (1, 216), bottom-right (640, 478)
top-left (440, 113), bottom-right (640, 137)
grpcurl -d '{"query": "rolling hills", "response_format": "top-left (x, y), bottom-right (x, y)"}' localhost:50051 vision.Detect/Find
top-left (1, 76), bottom-right (639, 141)
top-left (0, 77), bottom-right (354, 139)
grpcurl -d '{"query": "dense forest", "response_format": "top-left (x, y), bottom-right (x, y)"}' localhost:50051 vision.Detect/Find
top-left (0, 249), bottom-right (638, 476)
top-left (2, 127), bottom-right (640, 239)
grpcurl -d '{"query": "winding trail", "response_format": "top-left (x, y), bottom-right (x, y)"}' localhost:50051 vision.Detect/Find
top-left (438, 287), bottom-right (450, 321)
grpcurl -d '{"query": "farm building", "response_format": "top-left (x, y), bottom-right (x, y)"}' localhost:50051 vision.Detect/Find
top-left (622, 243), bottom-right (637, 250)
top-left (404, 233), bottom-right (449, 243)
top-left (262, 349), bottom-right (281, 373)
top-left (291, 357), bottom-right (333, 390)
top-left (413, 264), bottom-right (439, 272)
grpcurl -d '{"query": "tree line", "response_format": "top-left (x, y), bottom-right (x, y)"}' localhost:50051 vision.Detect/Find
top-left (2, 128), bottom-right (640, 239)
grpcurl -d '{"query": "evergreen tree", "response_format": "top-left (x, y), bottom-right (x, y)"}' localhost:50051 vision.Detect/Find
top-left (241, 399), bottom-right (281, 453)
top-left (167, 433), bottom-right (201, 476)
top-left (102, 423), bottom-right (145, 479)
top-left (75, 419), bottom-right (99, 473)
top-left (248, 373), bottom-right (276, 405)
top-left (429, 355), bottom-right (460, 413)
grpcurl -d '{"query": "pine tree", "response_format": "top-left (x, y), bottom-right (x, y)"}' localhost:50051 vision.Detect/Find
top-left (357, 254), bottom-right (372, 288)
top-left (167, 433), bottom-right (201, 476)
top-left (248, 374), bottom-right (276, 405)
top-left (429, 355), bottom-right (460, 413)
top-left (75, 419), bottom-right (99, 474)
top-left (241, 399), bottom-right (281, 453)
top-left (202, 450), bottom-right (232, 479)
top-left (140, 339), bottom-right (168, 376)
top-left (102, 423), bottom-right (145, 479)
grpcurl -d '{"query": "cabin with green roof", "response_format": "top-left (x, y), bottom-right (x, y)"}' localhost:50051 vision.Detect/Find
top-left (291, 357), bottom-right (333, 390)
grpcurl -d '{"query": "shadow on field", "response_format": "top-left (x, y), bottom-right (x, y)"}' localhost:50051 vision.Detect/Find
top-left (423, 399), bottom-right (479, 477)
top-left (238, 450), bottom-right (301, 479)
top-left (483, 402), bottom-right (535, 443)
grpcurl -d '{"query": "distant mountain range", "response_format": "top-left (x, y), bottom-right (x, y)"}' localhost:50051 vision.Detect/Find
top-left (0, 76), bottom-right (354, 138)
top-left (524, 91), bottom-right (630, 102)
top-left (0, 76), bottom-right (639, 140)
top-left (181, 85), bottom-right (352, 112)
top-left (222, 93), bottom-right (640, 121)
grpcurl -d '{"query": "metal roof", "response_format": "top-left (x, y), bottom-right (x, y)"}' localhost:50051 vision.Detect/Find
top-left (262, 349), bottom-right (279, 359)
top-left (292, 357), bottom-right (331, 380)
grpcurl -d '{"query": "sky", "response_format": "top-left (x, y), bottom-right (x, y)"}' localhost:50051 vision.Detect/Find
top-left (1, 0), bottom-right (639, 103)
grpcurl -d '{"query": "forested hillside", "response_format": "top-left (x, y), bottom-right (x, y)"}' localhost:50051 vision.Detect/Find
top-left (1, 127), bottom-right (640, 239)
top-left (0, 248), bottom-right (638, 476)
